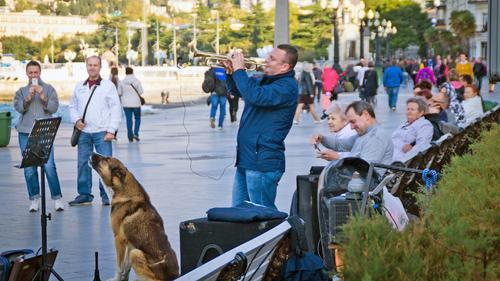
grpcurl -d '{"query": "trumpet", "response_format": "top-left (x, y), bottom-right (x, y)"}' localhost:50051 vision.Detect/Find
top-left (191, 48), bottom-right (266, 71)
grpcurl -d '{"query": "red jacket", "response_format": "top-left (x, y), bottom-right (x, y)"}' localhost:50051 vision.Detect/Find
top-left (322, 67), bottom-right (339, 92)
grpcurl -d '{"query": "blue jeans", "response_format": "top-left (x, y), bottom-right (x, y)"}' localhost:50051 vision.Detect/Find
top-left (123, 107), bottom-right (141, 141)
top-left (387, 87), bottom-right (400, 108)
top-left (77, 131), bottom-right (112, 199)
top-left (232, 167), bottom-right (284, 210)
top-left (210, 95), bottom-right (226, 127)
top-left (18, 133), bottom-right (62, 200)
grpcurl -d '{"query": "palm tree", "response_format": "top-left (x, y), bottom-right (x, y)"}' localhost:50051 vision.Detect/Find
top-left (449, 10), bottom-right (476, 54)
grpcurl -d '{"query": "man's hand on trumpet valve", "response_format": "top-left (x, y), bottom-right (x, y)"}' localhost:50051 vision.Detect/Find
top-left (229, 52), bottom-right (246, 72)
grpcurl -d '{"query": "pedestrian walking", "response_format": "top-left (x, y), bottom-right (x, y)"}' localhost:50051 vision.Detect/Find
top-left (383, 60), bottom-right (404, 111)
top-left (313, 63), bottom-right (323, 102)
top-left (110, 66), bottom-right (119, 88)
top-left (472, 57), bottom-right (487, 91)
top-left (293, 62), bottom-right (321, 124)
top-left (202, 67), bottom-right (228, 130)
top-left (415, 60), bottom-right (436, 85)
top-left (222, 45), bottom-right (298, 210)
top-left (321, 63), bottom-right (339, 115)
top-left (355, 60), bottom-right (369, 100)
top-left (13, 60), bottom-right (64, 212)
top-left (68, 56), bottom-right (122, 206)
top-left (228, 91), bottom-right (240, 123)
top-left (118, 66), bottom-right (144, 142)
top-left (361, 62), bottom-right (378, 106)
top-left (455, 53), bottom-right (474, 79)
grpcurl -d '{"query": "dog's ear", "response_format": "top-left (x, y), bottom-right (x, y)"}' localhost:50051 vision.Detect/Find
top-left (111, 166), bottom-right (127, 183)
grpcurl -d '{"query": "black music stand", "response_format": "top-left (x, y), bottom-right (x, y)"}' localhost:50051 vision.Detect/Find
top-left (17, 117), bottom-right (64, 281)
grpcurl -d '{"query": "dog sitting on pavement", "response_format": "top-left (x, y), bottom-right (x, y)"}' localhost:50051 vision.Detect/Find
top-left (90, 153), bottom-right (179, 281)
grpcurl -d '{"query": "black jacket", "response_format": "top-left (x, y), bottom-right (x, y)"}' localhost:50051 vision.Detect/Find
top-left (363, 69), bottom-right (378, 97)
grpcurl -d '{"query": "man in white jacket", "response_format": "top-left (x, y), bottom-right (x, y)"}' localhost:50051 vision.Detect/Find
top-left (118, 66), bottom-right (144, 142)
top-left (68, 56), bottom-right (122, 206)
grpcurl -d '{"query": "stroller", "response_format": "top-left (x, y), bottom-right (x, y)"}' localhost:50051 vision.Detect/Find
top-left (316, 158), bottom-right (409, 270)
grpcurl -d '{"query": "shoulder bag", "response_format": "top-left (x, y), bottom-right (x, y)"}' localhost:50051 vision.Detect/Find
top-left (130, 84), bottom-right (145, 106)
top-left (70, 85), bottom-right (99, 147)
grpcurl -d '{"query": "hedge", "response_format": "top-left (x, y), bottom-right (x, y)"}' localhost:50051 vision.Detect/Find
top-left (339, 124), bottom-right (500, 281)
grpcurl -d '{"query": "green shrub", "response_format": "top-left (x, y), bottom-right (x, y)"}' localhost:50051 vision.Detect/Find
top-left (340, 124), bottom-right (500, 281)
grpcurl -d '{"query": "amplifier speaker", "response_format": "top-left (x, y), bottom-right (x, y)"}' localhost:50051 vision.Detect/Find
top-left (179, 218), bottom-right (284, 274)
top-left (292, 172), bottom-right (321, 254)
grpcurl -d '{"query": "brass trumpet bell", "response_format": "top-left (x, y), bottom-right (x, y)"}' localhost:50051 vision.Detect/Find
top-left (190, 48), bottom-right (266, 71)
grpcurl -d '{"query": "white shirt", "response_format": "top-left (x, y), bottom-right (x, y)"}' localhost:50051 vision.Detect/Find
top-left (391, 117), bottom-right (433, 163)
top-left (461, 96), bottom-right (484, 124)
top-left (69, 78), bottom-right (122, 134)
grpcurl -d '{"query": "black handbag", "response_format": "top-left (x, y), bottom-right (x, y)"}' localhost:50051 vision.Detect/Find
top-left (71, 85), bottom-right (98, 147)
top-left (130, 84), bottom-right (145, 105)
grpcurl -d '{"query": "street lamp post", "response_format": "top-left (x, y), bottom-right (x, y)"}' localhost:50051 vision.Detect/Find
top-left (141, 0), bottom-right (147, 66)
top-left (368, 11), bottom-right (384, 67)
top-left (192, 14), bottom-right (197, 50)
top-left (127, 28), bottom-right (134, 65)
top-left (356, 1), bottom-right (368, 59)
top-left (385, 23), bottom-right (397, 60)
top-left (172, 18), bottom-right (177, 67)
top-left (215, 11), bottom-right (220, 54)
top-left (321, 0), bottom-right (341, 69)
top-left (156, 19), bottom-right (160, 66)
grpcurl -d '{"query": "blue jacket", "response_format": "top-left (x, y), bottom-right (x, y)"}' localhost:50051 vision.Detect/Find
top-left (383, 65), bottom-right (403, 88)
top-left (226, 69), bottom-right (298, 172)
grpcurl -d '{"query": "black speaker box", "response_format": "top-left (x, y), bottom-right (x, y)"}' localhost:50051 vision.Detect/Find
top-left (292, 172), bottom-right (321, 254)
top-left (179, 217), bottom-right (284, 274)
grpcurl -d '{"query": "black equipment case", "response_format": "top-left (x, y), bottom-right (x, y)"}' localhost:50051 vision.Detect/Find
top-left (179, 217), bottom-right (284, 274)
top-left (290, 166), bottom-right (324, 254)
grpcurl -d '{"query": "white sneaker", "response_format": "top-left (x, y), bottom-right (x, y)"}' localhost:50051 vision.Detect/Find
top-left (54, 199), bottom-right (64, 211)
top-left (29, 198), bottom-right (39, 212)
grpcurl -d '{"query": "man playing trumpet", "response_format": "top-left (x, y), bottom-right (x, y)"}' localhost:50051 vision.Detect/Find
top-left (222, 44), bottom-right (299, 210)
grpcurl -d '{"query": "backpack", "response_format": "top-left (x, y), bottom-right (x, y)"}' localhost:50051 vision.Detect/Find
top-left (213, 68), bottom-right (228, 96)
top-left (419, 69), bottom-right (431, 82)
top-left (281, 217), bottom-right (329, 281)
top-left (0, 249), bottom-right (34, 281)
top-left (202, 69), bottom-right (215, 93)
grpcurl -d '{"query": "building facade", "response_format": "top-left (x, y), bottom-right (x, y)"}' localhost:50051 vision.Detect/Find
top-left (0, 10), bottom-right (98, 42)
top-left (442, 0), bottom-right (489, 60)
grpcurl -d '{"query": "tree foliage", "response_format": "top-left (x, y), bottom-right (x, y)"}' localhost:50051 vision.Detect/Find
top-left (0, 36), bottom-right (39, 60)
top-left (423, 28), bottom-right (459, 57)
top-left (4, 0), bottom-right (436, 63)
top-left (14, 0), bottom-right (33, 12)
top-left (449, 10), bottom-right (476, 53)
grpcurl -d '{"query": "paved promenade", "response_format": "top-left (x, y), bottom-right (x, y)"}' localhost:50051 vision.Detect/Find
top-left (0, 85), bottom-right (498, 280)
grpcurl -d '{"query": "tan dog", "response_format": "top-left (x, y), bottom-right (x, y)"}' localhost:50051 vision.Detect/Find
top-left (90, 153), bottom-right (179, 281)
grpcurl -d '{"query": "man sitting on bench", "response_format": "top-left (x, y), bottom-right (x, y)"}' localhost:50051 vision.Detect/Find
top-left (311, 100), bottom-right (393, 193)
